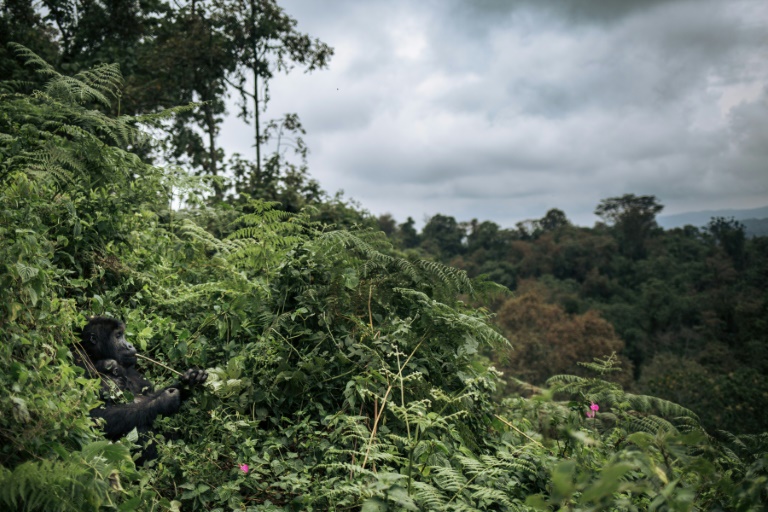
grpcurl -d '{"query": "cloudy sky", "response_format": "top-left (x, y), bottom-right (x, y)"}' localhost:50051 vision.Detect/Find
top-left (220, 0), bottom-right (768, 227)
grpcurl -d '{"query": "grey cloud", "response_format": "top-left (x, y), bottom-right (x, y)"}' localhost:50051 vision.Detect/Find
top-left (539, 0), bottom-right (689, 24)
top-left (729, 88), bottom-right (768, 156)
top-left (455, 0), bottom-right (697, 26)
top-left (219, 0), bottom-right (768, 228)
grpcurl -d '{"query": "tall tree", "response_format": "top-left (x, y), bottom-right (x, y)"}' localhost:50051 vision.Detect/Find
top-left (467, 219), bottom-right (503, 253)
top-left (495, 288), bottom-right (628, 387)
top-left (143, 2), bottom-right (237, 200)
top-left (422, 214), bottom-right (465, 259)
top-left (398, 217), bottom-right (420, 248)
top-left (707, 217), bottom-right (746, 269)
top-left (39, 0), bottom-right (167, 82)
top-left (595, 194), bottom-right (664, 259)
top-left (15, 1), bottom-right (332, 203)
top-left (226, 112), bottom-right (323, 211)
top-left (223, 0), bottom-right (332, 175)
top-left (539, 208), bottom-right (570, 232)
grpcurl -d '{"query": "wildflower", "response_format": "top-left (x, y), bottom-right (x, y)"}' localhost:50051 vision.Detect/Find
top-left (238, 463), bottom-right (249, 474)
top-left (586, 402), bottom-right (599, 419)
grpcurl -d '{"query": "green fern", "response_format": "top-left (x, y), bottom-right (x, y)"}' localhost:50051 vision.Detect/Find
top-left (7, 43), bottom-right (58, 78)
top-left (624, 393), bottom-right (699, 422)
top-left (9, 43), bottom-right (121, 108)
top-left (0, 441), bottom-right (134, 512)
top-left (226, 200), bottom-right (312, 270)
top-left (547, 360), bottom-right (701, 436)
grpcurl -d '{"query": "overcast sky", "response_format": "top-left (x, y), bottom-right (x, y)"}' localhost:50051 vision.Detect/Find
top-left (220, 0), bottom-right (768, 228)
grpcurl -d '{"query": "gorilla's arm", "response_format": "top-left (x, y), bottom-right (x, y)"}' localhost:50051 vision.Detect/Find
top-left (92, 388), bottom-right (181, 439)
top-left (91, 368), bottom-right (206, 439)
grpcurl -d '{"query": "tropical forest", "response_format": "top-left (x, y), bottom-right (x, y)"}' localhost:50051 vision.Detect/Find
top-left (1, 1), bottom-right (767, 511)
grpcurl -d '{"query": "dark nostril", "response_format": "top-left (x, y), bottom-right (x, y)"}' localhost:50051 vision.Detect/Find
top-left (168, 388), bottom-right (178, 394)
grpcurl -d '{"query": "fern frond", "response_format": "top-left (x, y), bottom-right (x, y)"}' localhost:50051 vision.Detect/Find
top-left (317, 462), bottom-right (377, 478)
top-left (46, 75), bottom-right (112, 107)
top-left (432, 465), bottom-right (467, 492)
top-left (627, 415), bottom-right (676, 434)
top-left (624, 393), bottom-right (699, 421)
top-left (546, 374), bottom-right (586, 385)
top-left (415, 259), bottom-right (473, 294)
top-left (395, 288), bottom-right (509, 348)
top-left (9, 43), bottom-right (58, 78)
top-left (412, 481), bottom-right (448, 508)
top-left (716, 430), bottom-right (746, 450)
top-left (74, 63), bottom-right (123, 101)
top-left (225, 200), bottom-right (313, 269)
top-left (0, 441), bottom-right (131, 512)
top-left (467, 485), bottom-right (516, 507)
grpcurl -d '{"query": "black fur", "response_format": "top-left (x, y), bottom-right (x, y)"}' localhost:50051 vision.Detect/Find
top-left (75, 316), bottom-right (207, 460)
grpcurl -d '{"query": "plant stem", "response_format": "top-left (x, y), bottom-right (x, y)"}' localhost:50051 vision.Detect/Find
top-left (135, 353), bottom-right (184, 376)
top-left (494, 414), bottom-right (549, 451)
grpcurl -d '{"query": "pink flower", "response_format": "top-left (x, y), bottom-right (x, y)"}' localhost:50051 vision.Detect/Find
top-left (238, 463), bottom-right (249, 474)
top-left (586, 402), bottom-right (599, 418)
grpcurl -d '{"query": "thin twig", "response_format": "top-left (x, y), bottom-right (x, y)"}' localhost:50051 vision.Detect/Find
top-left (368, 285), bottom-right (374, 329)
top-left (75, 344), bottom-right (124, 397)
top-left (73, 344), bottom-right (99, 378)
top-left (494, 414), bottom-right (550, 451)
top-left (447, 471), bottom-right (483, 505)
top-left (136, 353), bottom-right (184, 376)
top-left (396, 347), bottom-right (410, 440)
top-left (361, 339), bottom-right (424, 471)
top-left (361, 384), bottom-right (392, 472)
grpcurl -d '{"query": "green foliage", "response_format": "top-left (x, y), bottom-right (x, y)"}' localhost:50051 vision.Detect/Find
top-left (1, 43), bottom-right (135, 186)
top-left (1, 0), bottom-right (332, 204)
top-left (0, 441), bottom-right (136, 512)
top-left (508, 355), bottom-right (766, 511)
top-left (707, 216), bottom-right (746, 268)
top-left (0, 45), bottom-right (165, 510)
top-left (399, 197), bottom-right (768, 434)
top-left (1, 46), bottom-right (766, 512)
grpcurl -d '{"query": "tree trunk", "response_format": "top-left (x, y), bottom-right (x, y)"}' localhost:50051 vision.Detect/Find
top-left (249, 0), bottom-right (262, 176)
top-left (204, 103), bottom-right (222, 200)
top-left (254, 68), bottom-right (261, 176)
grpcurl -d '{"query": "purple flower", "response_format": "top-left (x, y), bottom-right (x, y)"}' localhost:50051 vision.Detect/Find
top-left (238, 463), bottom-right (249, 474)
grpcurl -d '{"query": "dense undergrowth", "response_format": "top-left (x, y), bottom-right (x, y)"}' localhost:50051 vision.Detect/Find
top-left (1, 49), bottom-right (767, 511)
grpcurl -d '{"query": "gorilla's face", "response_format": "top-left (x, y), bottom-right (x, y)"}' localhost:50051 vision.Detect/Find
top-left (82, 318), bottom-right (137, 367)
top-left (112, 326), bottom-right (137, 367)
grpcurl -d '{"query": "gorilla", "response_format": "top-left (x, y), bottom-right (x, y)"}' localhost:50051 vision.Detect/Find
top-left (75, 316), bottom-right (207, 460)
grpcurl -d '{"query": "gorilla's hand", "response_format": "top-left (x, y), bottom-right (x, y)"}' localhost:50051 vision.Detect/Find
top-left (95, 359), bottom-right (128, 389)
top-left (180, 368), bottom-right (208, 387)
top-left (152, 387), bottom-right (182, 415)
top-left (95, 359), bottom-right (125, 377)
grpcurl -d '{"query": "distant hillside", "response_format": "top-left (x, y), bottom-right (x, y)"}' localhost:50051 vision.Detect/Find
top-left (658, 205), bottom-right (768, 236)
top-left (742, 218), bottom-right (768, 237)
